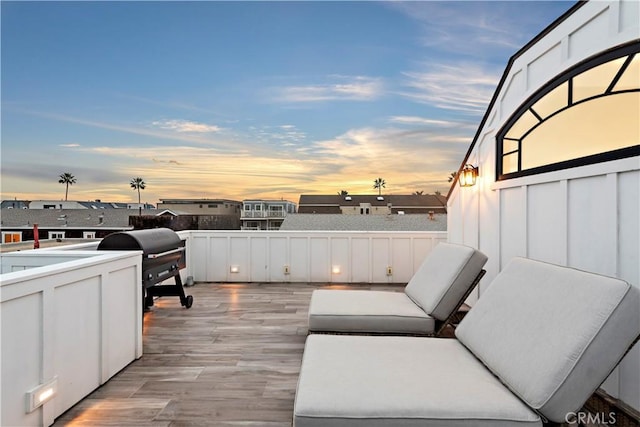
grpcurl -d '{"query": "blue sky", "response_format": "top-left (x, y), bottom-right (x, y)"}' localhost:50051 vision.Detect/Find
top-left (1, 1), bottom-right (573, 204)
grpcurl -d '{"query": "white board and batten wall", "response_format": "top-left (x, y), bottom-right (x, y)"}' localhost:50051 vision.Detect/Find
top-left (447, 0), bottom-right (639, 412)
top-left (183, 230), bottom-right (447, 284)
top-left (0, 251), bottom-right (143, 427)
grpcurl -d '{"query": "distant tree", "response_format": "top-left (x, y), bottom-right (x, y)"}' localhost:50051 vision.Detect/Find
top-left (435, 190), bottom-right (442, 196)
top-left (58, 172), bottom-right (76, 201)
top-left (373, 177), bottom-right (386, 196)
top-left (130, 177), bottom-right (146, 216)
top-left (338, 190), bottom-right (349, 196)
top-left (447, 171), bottom-right (458, 183)
top-left (413, 190), bottom-right (424, 195)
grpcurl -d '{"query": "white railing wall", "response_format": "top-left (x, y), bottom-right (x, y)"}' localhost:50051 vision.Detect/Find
top-left (0, 251), bottom-right (143, 427)
top-left (179, 230), bottom-right (447, 284)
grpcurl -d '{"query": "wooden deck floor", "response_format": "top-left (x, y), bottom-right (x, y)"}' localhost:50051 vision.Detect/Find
top-left (53, 282), bottom-right (401, 426)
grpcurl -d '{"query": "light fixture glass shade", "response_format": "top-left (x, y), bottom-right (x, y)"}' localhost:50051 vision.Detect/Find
top-left (459, 165), bottom-right (479, 187)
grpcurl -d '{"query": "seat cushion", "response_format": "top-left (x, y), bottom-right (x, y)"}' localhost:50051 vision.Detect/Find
top-left (294, 335), bottom-right (541, 427)
top-left (404, 242), bottom-right (487, 321)
top-left (456, 257), bottom-right (640, 423)
top-left (308, 290), bottom-right (435, 334)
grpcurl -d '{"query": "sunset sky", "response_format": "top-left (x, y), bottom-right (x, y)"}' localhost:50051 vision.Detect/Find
top-left (1, 1), bottom-right (572, 205)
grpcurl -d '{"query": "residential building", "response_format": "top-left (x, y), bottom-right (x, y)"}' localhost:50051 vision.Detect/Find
top-left (446, 1), bottom-right (639, 415)
top-left (241, 199), bottom-right (297, 230)
top-left (2, 199), bottom-right (155, 209)
top-left (297, 194), bottom-right (447, 215)
top-left (157, 198), bottom-right (241, 215)
top-left (0, 208), bottom-right (136, 243)
top-left (280, 213), bottom-right (446, 231)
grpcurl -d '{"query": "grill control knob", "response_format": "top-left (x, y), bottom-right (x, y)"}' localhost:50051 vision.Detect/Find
top-left (147, 273), bottom-right (153, 281)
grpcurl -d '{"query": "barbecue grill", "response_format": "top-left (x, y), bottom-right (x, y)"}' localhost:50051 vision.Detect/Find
top-left (98, 228), bottom-right (193, 310)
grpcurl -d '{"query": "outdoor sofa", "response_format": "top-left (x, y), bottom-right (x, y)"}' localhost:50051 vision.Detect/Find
top-left (308, 242), bottom-right (488, 335)
top-left (294, 257), bottom-right (640, 426)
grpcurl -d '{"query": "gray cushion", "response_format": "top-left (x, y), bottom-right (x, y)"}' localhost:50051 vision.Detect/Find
top-left (456, 257), bottom-right (640, 423)
top-left (294, 335), bottom-right (541, 427)
top-left (404, 242), bottom-right (487, 321)
top-left (307, 243), bottom-right (487, 334)
top-left (308, 290), bottom-right (435, 334)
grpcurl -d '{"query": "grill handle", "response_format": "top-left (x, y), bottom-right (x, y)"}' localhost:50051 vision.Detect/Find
top-left (146, 247), bottom-right (185, 259)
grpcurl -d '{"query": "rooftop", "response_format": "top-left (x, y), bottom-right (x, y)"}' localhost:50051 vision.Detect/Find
top-left (52, 282), bottom-right (404, 426)
top-left (280, 213), bottom-right (447, 231)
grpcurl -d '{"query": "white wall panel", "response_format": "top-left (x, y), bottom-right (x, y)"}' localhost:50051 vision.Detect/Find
top-left (568, 6), bottom-right (610, 60)
top-left (268, 237), bottom-right (288, 282)
top-left (330, 238), bottom-right (350, 283)
top-left (310, 238), bottom-right (330, 283)
top-left (249, 237), bottom-right (268, 282)
top-left (229, 237), bottom-right (250, 282)
top-left (620, 0), bottom-right (640, 32)
top-left (54, 278), bottom-right (102, 415)
top-left (617, 170), bottom-right (640, 409)
top-left (104, 266), bottom-right (139, 379)
top-left (568, 175), bottom-right (615, 275)
top-left (1, 294), bottom-right (42, 427)
top-left (289, 237), bottom-right (309, 282)
top-left (190, 236), bottom-right (209, 281)
top-left (527, 43), bottom-right (562, 91)
top-left (371, 238), bottom-right (391, 283)
top-left (391, 238), bottom-right (413, 283)
top-left (208, 237), bottom-right (228, 282)
top-left (527, 181), bottom-right (567, 265)
top-left (500, 187), bottom-right (527, 268)
top-left (351, 238), bottom-right (371, 283)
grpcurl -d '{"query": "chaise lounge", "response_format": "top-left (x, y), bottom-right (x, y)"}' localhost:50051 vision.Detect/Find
top-left (294, 257), bottom-right (640, 426)
top-left (308, 242), bottom-right (488, 335)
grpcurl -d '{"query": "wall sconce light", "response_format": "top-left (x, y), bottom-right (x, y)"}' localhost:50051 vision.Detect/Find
top-left (332, 265), bottom-right (341, 274)
top-left (230, 265), bottom-right (240, 273)
top-left (26, 377), bottom-right (57, 413)
top-left (459, 164), bottom-right (479, 187)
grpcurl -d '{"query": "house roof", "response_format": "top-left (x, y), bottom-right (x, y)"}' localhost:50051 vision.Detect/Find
top-left (279, 213), bottom-right (447, 232)
top-left (0, 209), bottom-right (138, 230)
top-left (298, 194), bottom-right (447, 208)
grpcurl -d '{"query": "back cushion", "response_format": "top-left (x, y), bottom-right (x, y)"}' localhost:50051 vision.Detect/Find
top-left (456, 257), bottom-right (640, 423)
top-left (404, 243), bottom-right (487, 321)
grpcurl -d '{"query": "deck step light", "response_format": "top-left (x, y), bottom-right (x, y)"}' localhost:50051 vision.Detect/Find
top-left (26, 377), bottom-right (57, 413)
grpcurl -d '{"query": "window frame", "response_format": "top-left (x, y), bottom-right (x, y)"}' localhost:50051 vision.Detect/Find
top-left (496, 42), bottom-right (640, 182)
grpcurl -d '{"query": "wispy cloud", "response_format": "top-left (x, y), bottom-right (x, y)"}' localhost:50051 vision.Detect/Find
top-left (400, 62), bottom-right (499, 115)
top-left (389, 116), bottom-right (462, 127)
top-left (59, 143), bottom-right (81, 148)
top-left (150, 119), bottom-right (222, 133)
top-left (386, 2), bottom-right (535, 56)
top-left (272, 75), bottom-right (383, 103)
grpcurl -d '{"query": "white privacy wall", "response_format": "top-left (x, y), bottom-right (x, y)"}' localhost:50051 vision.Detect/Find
top-left (0, 251), bottom-right (143, 427)
top-left (181, 230), bottom-right (447, 284)
top-left (447, 0), bottom-right (640, 411)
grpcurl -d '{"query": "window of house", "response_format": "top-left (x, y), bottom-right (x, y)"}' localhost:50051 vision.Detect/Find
top-left (244, 204), bottom-right (251, 210)
top-left (83, 232), bottom-right (96, 239)
top-left (49, 232), bottom-right (65, 239)
top-left (2, 232), bottom-right (22, 243)
top-left (497, 42), bottom-right (640, 181)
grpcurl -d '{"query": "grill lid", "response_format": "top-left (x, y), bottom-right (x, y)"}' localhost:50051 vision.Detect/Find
top-left (97, 228), bottom-right (181, 257)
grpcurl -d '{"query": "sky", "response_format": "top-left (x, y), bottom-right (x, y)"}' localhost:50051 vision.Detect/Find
top-left (1, 1), bottom-right (574, 205)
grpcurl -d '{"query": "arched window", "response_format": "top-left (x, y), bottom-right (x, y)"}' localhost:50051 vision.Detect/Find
top-left (497, 42), bottom-right (640, 181)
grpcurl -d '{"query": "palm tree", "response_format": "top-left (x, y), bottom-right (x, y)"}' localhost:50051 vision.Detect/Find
top-left (338, 190), bottom-right (349, 196)
top-left (413, 190), bottom-right (424, 195)
top-left (58, 172), bottom-right (76, 201)
top-left (447, 171), bottom-right (458, 183)
top-left (373, 177), bottom-right (386, 196)
top-left (130, 177), bottom-right (146, 216)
